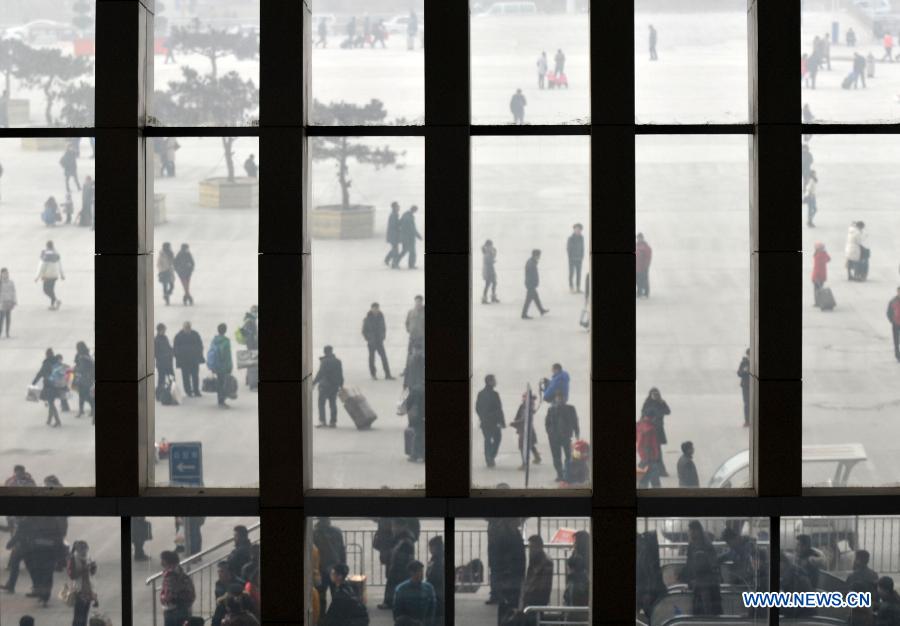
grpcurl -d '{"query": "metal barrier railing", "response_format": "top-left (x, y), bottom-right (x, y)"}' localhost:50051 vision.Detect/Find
top-left (522, 605), bottom-right (590, 625)
top-left (145, 522), bottom-right (261, 626)
top-left (781, 516), bottom-right (900, 574)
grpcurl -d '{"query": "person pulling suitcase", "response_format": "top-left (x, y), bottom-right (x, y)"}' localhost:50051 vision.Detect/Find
top-left (313, 345), bottom-right (344, 428)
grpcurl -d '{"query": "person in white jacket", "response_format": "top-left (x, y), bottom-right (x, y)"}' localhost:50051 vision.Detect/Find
top-left (35, 240), bottom-right (64, 310)
top-left (0, 267), bottom-right (16, 337)
top-left (844, 221), bottom-right (867, 281)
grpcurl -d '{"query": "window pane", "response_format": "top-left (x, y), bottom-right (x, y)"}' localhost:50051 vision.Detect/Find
top-left (455, 517), bottom-right (591, 625)
top-left (636, 136), bottom-right (750, 489)
top-left (150, 136), bottom-right (259, 488)
top-left (0, 516), bottom-right (121, 623)
top-left (150, 1), bottom-right (259, 126)
top-left (638, 517), bottom-right (769, 624)
top-left (309, 136), bottom-right (424, 489)
top-left (635, 0), bottom-right (749, 124)
top-left (470, 1), bottom-right (590, 125)
top-left (134, 516), bottom-right (260, 625)
top-left (305, 517), bottom-right (445, 625)
top-left (802, 135), bottom-right (898, 488)
top-left (471, 136), bottom-right (591, 491)
top-left (310, 1), bottom-right (425, 125)
top-left (0, 137), bottom-right (95, 487)
top-left (780, 516), bottom-right (899, 622)
top-left (0, 1), bottom-right (96, 127)
top-left (801, 7), bottom-right (898, 123)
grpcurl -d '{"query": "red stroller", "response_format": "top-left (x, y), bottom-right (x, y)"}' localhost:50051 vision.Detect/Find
top-left (547, 71), bottom-right (569, 89)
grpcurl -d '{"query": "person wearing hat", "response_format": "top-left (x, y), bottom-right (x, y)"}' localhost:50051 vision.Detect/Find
top-left (312, 345), bottom-right (344, 428)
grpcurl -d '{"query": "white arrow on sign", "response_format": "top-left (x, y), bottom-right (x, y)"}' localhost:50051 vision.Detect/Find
top-left (176, 463), bottom-right (197, 472)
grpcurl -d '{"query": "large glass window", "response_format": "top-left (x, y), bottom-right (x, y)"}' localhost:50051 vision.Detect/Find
top-left (637, 517), bottom-right (769, 624)
top-left (150, 136), bottom-right (259, 488)
top-left (0, 137), bottom-right (96, 487)
top-left (470, 1), bottom-right (590, 125)
top-left (310, 1), bottom-right (425, 125)
top-left (150, 0), bottom-right (259, 126)
top-left (309, 136), bottom-right (424, 489)
top-left (635, 135), bottom-right (750, 490)
top-left (471, 136), bottom-right (591, 491)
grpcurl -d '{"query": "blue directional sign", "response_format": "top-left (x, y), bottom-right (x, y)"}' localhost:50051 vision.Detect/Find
top-left (169, 441), bottom-right (203, 487)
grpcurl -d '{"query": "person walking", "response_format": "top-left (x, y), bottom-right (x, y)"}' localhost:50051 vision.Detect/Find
top-left (395, 205), bottom-right (423, 269)
top-left (381, 522), bottom-right (417, 610)
top-left (887, 287), bottom-right (900, 362)
top-left (80, 176), bottom-right (94, 227)
top-left (636, 233), bottom-right (652, 298)
top-left (641, 388), bottom-right (671, 476)
top-left (362, 302), bottom-right (393, 380)
top-left (852, 51), bottom-right (867, 88)
top-left (405, 295), bottom-right (425, 355)
top-left (522, 249), bottom-right (548, 319)
top-left (132, 517), bottom-right (151, 561)
top-left (406, 9), bottom-right (418, 51)
top-left (60, 144), bottom-right (80, 192)
top-left (312, 345), bottom-right (343, 427)
top-left (315, 16), bottom-right (328, 48)
top-left (847, 27), bottom-right (857, 47)
top-left (240, 305), bottom-right (259, 391)
top-left (33, 349), bottom-right (62, 426)
top-left (25, 516), bottom-right (67, 607)
top-left (243, 154), bottom-right (257, 178)
top-left (737, 348), bottom-right (751, 427)
top-left (155, 323), bottom-right (175, 400)
top-left (384, 201), bottom-right (401, 267)
top-left (553, 48), bottom-right (566, 76)
top-left (802, 144), bottom-right (814, 188)
top-left (537, 51), bottom-right (548, 89)
top-left (174, 321), bottom-right (205, 397)
top-left (481, 239), bottom-right (499, 304)
top-left (811, 242), bottom-right (830, 306)
top-left (567, 223), bottom-right (585, 293)
top-left (403, 341), bottom-right (426, 462)
top-left (823, 33), bottom-right (832, 70)
top-left (884, 32), bottom-right (894, 61)
top-left (210, 323), bottom-right (234, 408)
top-left (159, 550), bottom-right (196, 626)
top-left (174, 243), bottom-right (195, 305)
top-left (73, 341), bottom-right (95, 419)
top-left (494, 519), bottom-right (525, 625)
top-left (677, 441), bottom-right (700, 487)
top-left (62, 192), bottom-right (74, 224)
top-left (803, 170), bottom-right (818, 227)
top-left (35, 241), bottom-right (64, 310)
top-left (475, 374), bottom-right (505, 468)
top-left (511, 392), bottom-right (542, 469)
top-left (0, 267), bottom-right (17, 338)
top-left (164, 137), bottom-right (180, 177)
top-left (845, 221), bottom-right (867, 281)
top-left (67, 540), bottom-right (97, 626)
top-left (158, 242), bottom-right (176, 305)
top-left (649, 25), bottom-right (658, 60)
top-left (545, 390), bottom-right (580, 483)
top-left (510, 88), bottom-right (527, 125)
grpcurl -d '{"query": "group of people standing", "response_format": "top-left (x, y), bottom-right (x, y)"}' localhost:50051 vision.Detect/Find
top-left (157, 241), bottom-right (196, 306)
top-left (315, 11), bottom-right (421, 51)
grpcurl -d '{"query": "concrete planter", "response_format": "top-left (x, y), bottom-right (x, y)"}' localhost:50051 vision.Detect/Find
top-left (311, 204), bottom-right (375, 239)
top-left (6, 98), bottom-right (30, 126)
top-left (21, 137), bottom-right (69, 151)
top-left (153, 193), bottom-right (167, 225)
top-left (198, 177), bottom-right (258, 209)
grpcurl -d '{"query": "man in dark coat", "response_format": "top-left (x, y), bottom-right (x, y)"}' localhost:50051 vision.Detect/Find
top-left (131, 516), bottom-right (151, 561)
top-left (475, 374), bottom-right (505, 468)
top-left (313, 518), bottom-right (347, 616)
top-left (243, 154), bottom-right (257, 178)
top-left (155, 323), bottom-right (175, 397)
top-left (846, 550), bottom-right (879, 598)
top-left (60, 144), bottom-right (80, 192)
top-left (567, 223), bottom-right (585, 293)
top-left (374, 518), bottom-right (421, 608)
top-left (877, 576), bottom-right (900, 626)
top-left (494, 519), bottom-right (526, 624)
top-left (384, 201), bottom-right (401, 267)
top-left (323, 564), bottom-right (369, 626)
top-left (677, 441), bottom-right (700, 488)
top-left (510, 88), bottom-right (527, 124)
top-left (737, 349), bottom-right (751, 426)
top-left (887, 286), bottom-right (900, 362)
top-left (362, 302), bottom-right (392, 380)
top-left (312, 345), bottom-right (344, 427)
top-left (380, 521), bottom-right (416, 609)
top-left (522, 249), bottom-right (548, 319)
top-left (395, 205), bottom-right (423, 269)
top-left (80, 176), bottom-right (94, 227)
top-left (545, 390), bottom-right (580, 482)
top-left (173, 321), bottom-right (204, 397)
top-left (225, 525), bottom-right (253, 578)
top-left (522, 535), bottom-right (553, 614)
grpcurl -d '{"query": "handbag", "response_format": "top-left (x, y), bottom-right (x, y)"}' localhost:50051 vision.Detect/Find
top-left (396, 388), bottom-right (409, 416)
top-left (26, 384), bottom-right (40, 402)
top-left (579, 308), bottom-right (590, 329)
top-left (236, 349), bottom-right (258, 369)
top-left (201, 376), bottom-right (217, 393)
top-left (59, 583), bottom-right (77, 607)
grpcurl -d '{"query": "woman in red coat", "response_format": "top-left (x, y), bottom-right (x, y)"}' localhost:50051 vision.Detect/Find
top-left (811, 242), bottom-right (830, 305)
top-left (636, 414), bottom-right (661, 488)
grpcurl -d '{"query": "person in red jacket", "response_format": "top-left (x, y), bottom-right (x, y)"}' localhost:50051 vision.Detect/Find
top-left (887, 287), bottom-right (900, 362)
top-left (636, 233), bottom-right (653, 298)
top-left (811, 242), bottom-right (830, 305)
top-left (636, 414), bottom-right (661, 488)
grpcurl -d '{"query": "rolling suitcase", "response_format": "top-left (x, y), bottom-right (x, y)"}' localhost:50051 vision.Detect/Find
top-left (339, 388), bottom-right (377, 430)
top-left (816, 287), bottom-right (836, 311)
top-left (842, 73), bottom-right (854, 89)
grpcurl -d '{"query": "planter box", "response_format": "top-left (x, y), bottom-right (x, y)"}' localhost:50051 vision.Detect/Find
top-left (21, 137), bottom-right (69, 151)
top-left (5, 98), bottom-right (29, 126)
top-left (311, 204), bottom-right (375, 239)
top-left (153, 193), bottom-right (167, 225)
top-left (198, 177), bottom-right (258, 209)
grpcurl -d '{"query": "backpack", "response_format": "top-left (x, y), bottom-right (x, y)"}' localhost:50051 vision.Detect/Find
top-left (206, 343), bottom-right (219, 370)
top-left (50, 363), bottom-right (69, 389)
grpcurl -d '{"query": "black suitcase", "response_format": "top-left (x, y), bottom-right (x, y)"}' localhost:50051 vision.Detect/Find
top-left (842, 73), bottom-right (854, 89)
top-left (339, 388), bottom-right (377, 430)
top-left (224, 374), bottom-right (238, 399)
top-left (201, 376), bottom-right (217, 393)
top-left (817, 287), bottom-right (836, 311)
top-left (404, 427), bottom-right (415, 456)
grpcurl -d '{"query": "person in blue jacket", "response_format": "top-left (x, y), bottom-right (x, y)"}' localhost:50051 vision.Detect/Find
top-left (542, 363), bottom-right (570, 403)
